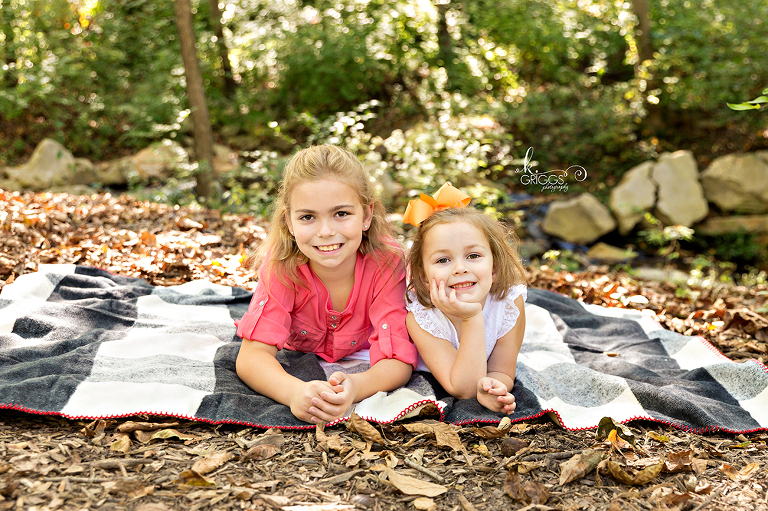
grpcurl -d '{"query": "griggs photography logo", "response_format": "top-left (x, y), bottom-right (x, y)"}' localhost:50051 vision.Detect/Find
top-left (514, 147), bottom-right (587, 192)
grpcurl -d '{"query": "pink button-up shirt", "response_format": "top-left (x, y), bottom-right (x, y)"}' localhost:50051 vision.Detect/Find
top-left (235, 250), bottom-right (418, 368)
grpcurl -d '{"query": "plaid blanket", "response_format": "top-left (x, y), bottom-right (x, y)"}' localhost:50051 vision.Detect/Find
top-left (1, 265), bottom-right (766, 432)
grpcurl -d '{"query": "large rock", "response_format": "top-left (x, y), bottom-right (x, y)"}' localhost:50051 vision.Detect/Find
top-left (696, 215), bottom-right (768, 237)
top-left (586, 242), bottom-right (638, 263)
top-left (700, 151), bottom-right (768, 214)
top-left (609, 161), bottom-right (656, 234)
top-left (652, 150), bottom-right (708, 227)
top-left (97, 139), bottom-right (188, 185)
top-left (542, 193), bottom-right (616, 244)
top-left (132, 140), bottom-right (188, 180)
top-left (2, 138), bottom-right (96, 190)
top-left (213, 144), bottom-right (239, 173)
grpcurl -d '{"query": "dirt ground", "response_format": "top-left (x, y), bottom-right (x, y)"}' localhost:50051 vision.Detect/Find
top-left (1, 190), bottom-right (768, 511)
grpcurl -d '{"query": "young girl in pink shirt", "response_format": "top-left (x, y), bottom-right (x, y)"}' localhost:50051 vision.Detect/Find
top-left (235, 145), bottom-right (417, 424)
top-left (403, 183), bottom-right (527, 414)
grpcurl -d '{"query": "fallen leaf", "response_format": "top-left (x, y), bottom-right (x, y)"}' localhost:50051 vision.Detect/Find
top-left (348, 413), bottom-right (386, 445)
top-left (104, 480), bottom-right (154, 498)
top-left (243, 444), bottom-right (279, 461)
top-left (509, 423), bottom-right (532, 434)
top-left (472, 443), bottom-right (491, 457)
top-left (259, 494), bottom-right (291, 507)
top-left (606, 429), bottom-right (634, 451)
top-left (403, 420), bottom-right (464, 453)
top-left (472, 419), bottom-right (511, 439)
top-left (719, 462), bottom-right (760, 481)
top-left (82, 419), bottom-right (108, 445)
top-left (558, 449), bottom-right (605, 485)
top-left (135, 428), bottom-right (196, 444)
top-left (604, 459), bottom-right (663, 485)
top-left (176, 469), bottom-right (216, 487)
top-left (664, 450), bottom-right (693, 473)
top-left (691, 458), bottom-right (708, 475)
top-left (596, 417), bottom-right (636, 447)
top-left (513, 460), bottom-right (542, 474)
top-left (250, 428), bottom-right (285, 447)
top-left (385, 467), bottom-right (447, 497)
top-left (503, 470), bottom-right (550, 504)
top-left (191, 451), bottom-right (232, 475)
top-left (110, 433), bottom-right (132, 454)
top-left (647, 431), bottom-right (669, 443)
top-left (316, 422), bottom-right (348, 452)
top-left (117, 421), bottom-right (179, 433)
top-left (500, 437), bottom-right (529, 456)
top-left (412, 497), bottom-right (437, 511)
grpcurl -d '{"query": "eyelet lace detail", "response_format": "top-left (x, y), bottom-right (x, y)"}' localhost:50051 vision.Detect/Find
top-left (406, 292), bottom-right (451, 341)
top-left (499, 284), bottom-right (527, 337)
top-left (406, 285), bottom-right (527, 344)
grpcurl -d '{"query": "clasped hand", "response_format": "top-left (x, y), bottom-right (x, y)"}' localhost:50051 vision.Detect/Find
top-left (289, 371), bottom-right (355, 424)
top-left (429, 279), bottom-right (482, 320)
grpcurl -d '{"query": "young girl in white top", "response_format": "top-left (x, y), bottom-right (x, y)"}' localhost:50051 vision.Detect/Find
top-left (403, 183), bottom-right (527, 414)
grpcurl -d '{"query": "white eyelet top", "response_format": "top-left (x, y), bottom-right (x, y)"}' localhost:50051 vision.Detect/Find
top-left (406, 284), bottom-right (527, 371)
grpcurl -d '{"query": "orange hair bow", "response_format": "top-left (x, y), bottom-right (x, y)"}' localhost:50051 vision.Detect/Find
top-left (402, 182), bottom-right (471, 226)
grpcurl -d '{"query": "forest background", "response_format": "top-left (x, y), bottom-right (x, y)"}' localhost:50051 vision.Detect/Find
top-left (1, 0), bottom-right (768, 274)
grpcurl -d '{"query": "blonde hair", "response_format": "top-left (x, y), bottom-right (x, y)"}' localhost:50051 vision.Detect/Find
top-left (256, 145), bottom-right (400, 286)
top-left (407, 207), bottom-right (527, 308)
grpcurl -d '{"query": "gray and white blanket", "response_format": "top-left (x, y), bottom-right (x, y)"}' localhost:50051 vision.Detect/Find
top-left (1, 265), bottom-right (767, 432)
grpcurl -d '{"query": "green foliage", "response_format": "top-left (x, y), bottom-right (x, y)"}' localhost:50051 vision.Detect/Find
top-left (2, 0), bottom-right (768, 197)
top-left (690, 229), bottom-right (767, 266)
top-left (541, 249), bottom-right (584, 273)
top-left (728, 88), bottom-right (768, 111)
top-left (638, 213), bottom-right (694, 261)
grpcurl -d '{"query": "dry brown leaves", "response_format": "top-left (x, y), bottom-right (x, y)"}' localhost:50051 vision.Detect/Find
top-left (0, 189), bottom-right (264, 289)
top-left (3, 411), bottom-right (768, 511)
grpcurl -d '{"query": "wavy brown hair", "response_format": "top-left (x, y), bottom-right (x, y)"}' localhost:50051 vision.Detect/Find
top-left (255, 145), bottom-right (401, 286)
top-left (407, 207), bottom-right (527, 308)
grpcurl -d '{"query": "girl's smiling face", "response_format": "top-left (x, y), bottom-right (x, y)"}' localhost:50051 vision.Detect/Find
top-left (421, 220), bottom-right (495, 306)
top-left (287, 178), bottom-right (373, 276)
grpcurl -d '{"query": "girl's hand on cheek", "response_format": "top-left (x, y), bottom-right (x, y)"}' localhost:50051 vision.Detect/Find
top-left (430, 279), bottom-right (482, 320)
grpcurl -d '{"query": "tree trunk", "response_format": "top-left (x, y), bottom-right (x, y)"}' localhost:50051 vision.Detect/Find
top-left (173, 0), bottom-right (214, 200)
top-left (436, 1), bottom-right (459, 90)
top-left (630, 0), bottom-right (662, 135)
top-left (631, 0), bottom-right (653, 64)
top-left (208, 0), bottom-right (236, 98)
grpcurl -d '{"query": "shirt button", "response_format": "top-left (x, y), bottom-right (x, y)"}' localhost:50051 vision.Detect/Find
top-left (382, 323), bottom-right (388, 330)
top-left (258, 301), bottom-right (265, 306)
top-left (331, 323), bottom-right (337, 328)
top-left (351, 341), bottom-right (357, 346)
top-left (300, 330), bottom-right (307, 335)
top-left (331, 315), bottom-right (338, 320)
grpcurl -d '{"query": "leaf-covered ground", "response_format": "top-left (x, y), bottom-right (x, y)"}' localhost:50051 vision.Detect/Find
top-left (1, 190), bottom-right (767, 511)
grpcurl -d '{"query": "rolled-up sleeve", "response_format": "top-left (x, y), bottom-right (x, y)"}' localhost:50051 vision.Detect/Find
top-left (235, 269), bottom-right (294, 350)
top-left (366, 258), bottom-right (418, 369)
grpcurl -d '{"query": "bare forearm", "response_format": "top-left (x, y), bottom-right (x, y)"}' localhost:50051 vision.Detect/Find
top-left (447, 316), bottom-right (488, 398)
top-left (487, 370), bottom-right (515, 391)
top-left (235, 342), bottom-right (304, 406)
top-left (347, 358), bottom-right (412, 402)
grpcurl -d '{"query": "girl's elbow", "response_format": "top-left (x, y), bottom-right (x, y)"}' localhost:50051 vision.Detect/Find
top-left (445, 380), bottom-right (477, 400)
top-left (235, 353), bottom-right (249, 380)
top-left (454, 388), bottom-right (477, 400)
